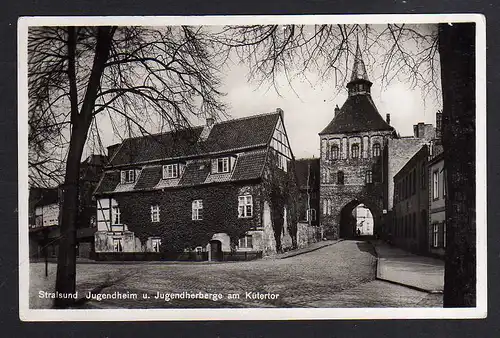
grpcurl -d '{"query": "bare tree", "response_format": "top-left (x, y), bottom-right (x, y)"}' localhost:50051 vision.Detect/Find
top-left (217, 23), bottom-right (475, 307)
top-left (28, 25), bottom-right (226, 308)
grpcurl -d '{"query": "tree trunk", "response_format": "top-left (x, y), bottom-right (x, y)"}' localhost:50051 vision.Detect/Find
top-left (439, 23), bottom-right (476, 307)
top-left (54, 26), bottom-right (115, 308)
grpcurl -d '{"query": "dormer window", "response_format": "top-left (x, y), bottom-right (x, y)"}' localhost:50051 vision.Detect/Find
top-left (121, 169), bottom-right (136, 184)
top-left (213, 157), bottom-right (230, 173)
top-left (163, 164), bottom-right (179, 179)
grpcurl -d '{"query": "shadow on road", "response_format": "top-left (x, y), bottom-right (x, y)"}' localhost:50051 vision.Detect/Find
top-left (356, 241), bottom-right (376, 257)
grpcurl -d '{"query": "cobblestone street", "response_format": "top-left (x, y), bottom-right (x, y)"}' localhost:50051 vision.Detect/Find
top-left (29, 240), bottom-right (442, 309)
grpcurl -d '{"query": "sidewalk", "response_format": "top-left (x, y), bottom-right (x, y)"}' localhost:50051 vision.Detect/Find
top-left (371, 240), bottom-right (444, 293)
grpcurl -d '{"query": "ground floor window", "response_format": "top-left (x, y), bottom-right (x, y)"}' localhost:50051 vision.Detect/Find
top-left (306, 208), bottom-right (316, 221)
top-left (432, 223), bottom-right (439, 248)
top-left (113, 237), bottom-right (123, 252)
top-left (151, 238), bottom-right (161, 252)
top-left (238, 235), bottom-right (253, 249)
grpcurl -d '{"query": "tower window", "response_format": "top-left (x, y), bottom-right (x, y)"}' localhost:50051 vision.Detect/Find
top-left (351, 144), bottom-right (359, 159)
top-left (337, 171), bottom-right (345, 185)
top-left (372, 143), bottom-right (381, 157)
top-left (331, 145), bottom-right (339, 160)
top-left (365, 170), bottom-right (373, 184)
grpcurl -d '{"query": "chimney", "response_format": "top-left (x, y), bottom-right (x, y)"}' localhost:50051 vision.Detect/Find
top-left (386, 113), bottom-right (391, 125)
top-left (334, 105), bottom-right (340, 117)
top-left (276, 107), bottom-right (284, 121)
top-left (206, 116), bottom-right (215, 128)
top-left (199, 115), bottom-right (215, 142)
top-left (435, 110), bottom-right (442, 139)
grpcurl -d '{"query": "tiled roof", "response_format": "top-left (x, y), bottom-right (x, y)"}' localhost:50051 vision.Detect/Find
top-left (319, 95), bottom-right (393, 135)
top-left (95, 149), bottom-right (268, 195)
top-left (94, 171), bottom-right (120, 195)
top-left (231, 149), bottom-right (267, 181)
top-left (179, 160), bottom-right (211, 186)
top-left (109, 112), bottom-right (280, 166)
top-left (135, 166), bottom-right (162, 190)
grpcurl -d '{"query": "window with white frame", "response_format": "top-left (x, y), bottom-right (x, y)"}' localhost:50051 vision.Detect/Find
top-left (113, 238), bottom-right (123, 252)
top-left (432, 223), bottom-right (439, 248)
top-left (238, 235), bottom-right (253, 248)
top-left (112, 206), bottom-right (121, 225)
top-left (162, 164), bottom-right (179, 179)
top-left (327, 199), bottom-right (332, 215)
top-left (151, 238), bottom-right (161, 252)
top-left (238, 195), bottom-right (253, 218)
top-left (192, 200), bottom-right (203, 220)
top-left (216, 157), bottom-right (230, 173)
top-left (151, 205), bottom-right (160, 222)
top-left (306, 209), bottom-right (316, 221)
top-left (121, 169), bottom-right (136, 183)
top-left (433, 170), bottom-right (439, 200)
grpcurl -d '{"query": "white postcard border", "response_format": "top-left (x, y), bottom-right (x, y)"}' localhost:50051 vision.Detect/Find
top-left (18, 13), bottom-right (487, 321)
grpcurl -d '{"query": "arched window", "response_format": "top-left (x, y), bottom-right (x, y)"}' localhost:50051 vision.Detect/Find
top-left (372, 143), bottom-right (381, 157)
top-left (351, 144), bottom-right (359, 158)
top-left (365, 170), bottom-right (373, 184)
top-left (337, 171), bottom-right (345, 185)
top-left (331, 145), bottom-right (339, 160)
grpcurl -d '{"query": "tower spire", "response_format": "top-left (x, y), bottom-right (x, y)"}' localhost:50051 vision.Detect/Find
top-left (346, 36), bottom-right (372, 96)
top-left (350, 37), bottom-right (369, 82)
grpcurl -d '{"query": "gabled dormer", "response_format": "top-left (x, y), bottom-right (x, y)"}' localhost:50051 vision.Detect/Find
top-left (120, 168), bottom-right (141, 184)
top-left (161, 162), bottom-right (186, 179)
top-left (210, 155), bottom-right (237, 174)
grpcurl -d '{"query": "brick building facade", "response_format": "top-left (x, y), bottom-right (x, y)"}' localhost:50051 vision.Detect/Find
top-left (93, 110), bottom-right (306, 261)
top-left (318, 42), bottom-right (395, 239)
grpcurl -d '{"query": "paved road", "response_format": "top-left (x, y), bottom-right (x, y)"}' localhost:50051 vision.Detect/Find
top-left (29, 240), bottom-right (441, 309)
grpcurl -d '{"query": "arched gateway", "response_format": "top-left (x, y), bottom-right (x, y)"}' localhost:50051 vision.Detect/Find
top-left (318, 40), bottom-right (395, 240)
top-left (338, 200), bottom-right (380, 238)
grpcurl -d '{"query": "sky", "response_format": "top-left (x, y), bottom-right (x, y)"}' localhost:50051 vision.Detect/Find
top-left (91, 25), bottom-right (443, 160)
top-left (216, 63), bottom-right (441, 159)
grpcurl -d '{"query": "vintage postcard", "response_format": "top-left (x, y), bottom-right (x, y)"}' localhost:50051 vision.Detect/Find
top-left (18, 14), bottom-right (486, 321)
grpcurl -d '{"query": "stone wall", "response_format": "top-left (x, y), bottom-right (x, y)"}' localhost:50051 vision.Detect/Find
top-left (296, 222), bottom-right (320, 248)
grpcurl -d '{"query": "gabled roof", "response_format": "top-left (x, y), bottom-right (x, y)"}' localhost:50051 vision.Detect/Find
top-left (108, 112), bottom-right (280, 167)
top-left (319, 95), bottom-right (393, 135)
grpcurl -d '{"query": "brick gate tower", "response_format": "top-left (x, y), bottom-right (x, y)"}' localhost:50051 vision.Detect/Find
top-left (319, 41), bottom-right (396, 239)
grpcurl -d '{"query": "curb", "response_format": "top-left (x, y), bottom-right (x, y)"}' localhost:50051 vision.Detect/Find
top-left (369, 241), bottom-right (443, 295)
top-left (279, 240), bottom-right (342, 259)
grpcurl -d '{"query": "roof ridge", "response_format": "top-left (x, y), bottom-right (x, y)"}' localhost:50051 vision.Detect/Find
top-left (116, 112), bottom-right (279, 143)
top-left (215, 111), bottom-right (280, 125)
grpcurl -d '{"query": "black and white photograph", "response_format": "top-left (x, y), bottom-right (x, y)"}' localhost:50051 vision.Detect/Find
top-left (18, 14), bottom-right (486, 321)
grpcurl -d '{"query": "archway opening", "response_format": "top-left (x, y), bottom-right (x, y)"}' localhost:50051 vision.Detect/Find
top-left (339, 200), bottom-right (376, 239)
top-left (353, 204), bottom-right (374, 237)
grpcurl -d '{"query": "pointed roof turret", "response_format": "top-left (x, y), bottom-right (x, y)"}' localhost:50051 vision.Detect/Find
top-left (319, 38), bottom-right (393, 135)
top-left (346, 38), bottom-right (373, 97)
top-left (350, 38), bottom-right (370, 82)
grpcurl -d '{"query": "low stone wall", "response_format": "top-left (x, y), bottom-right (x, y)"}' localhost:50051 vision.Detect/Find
top-left (90, 251), bottom-right (262, 262)
top-left (296, 222), bottom-right (320, 249)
